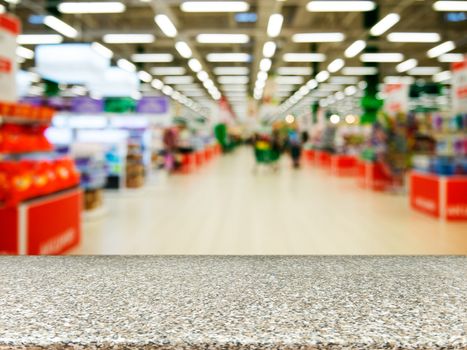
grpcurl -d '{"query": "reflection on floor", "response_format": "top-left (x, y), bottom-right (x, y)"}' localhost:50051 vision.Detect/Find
top-left (73, 147), bottom-right (467, 255)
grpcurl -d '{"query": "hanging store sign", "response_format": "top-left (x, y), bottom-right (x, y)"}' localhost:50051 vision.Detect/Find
top-left (0, 14), bottom-right (20, 102)
top-left (452, 57), bottom-right (467, 114)
top-left (383, 83), bottom-right (409, 115)
top-left (136, 96), bottom-right (169, 114)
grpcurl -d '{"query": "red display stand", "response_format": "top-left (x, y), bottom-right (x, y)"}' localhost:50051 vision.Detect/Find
top-left (357, 160), bottom-right (392, 191)
top-left (331, 155), bottom-right (358, 176)
top-left (409, 171), bottom-right (467, 221)
top-left (315, 150), bottom-right (332, 168)
top-left (180, 153), bottom-right (196, 173)
top-left (303, 149), bottom-right (316, 164)
top-left (195, 150), bottom-right (205, 167)
top-left (0, 188), bottom-right (82, 255)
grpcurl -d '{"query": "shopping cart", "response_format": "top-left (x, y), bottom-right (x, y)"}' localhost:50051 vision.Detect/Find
top-left (254, 140), bottom-right (280, 172)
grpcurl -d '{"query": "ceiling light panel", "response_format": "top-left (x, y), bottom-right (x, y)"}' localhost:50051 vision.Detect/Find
top-left (427, 41), bottom-right (456, 58)
top-left (181, 1), bottom-right (249, 12)
top-left (307, 1), bottom-right (376, 12)
top-left (283, 53), bottom-right (326, 62)
top-left (151, 67), bottom-right (186, 75)
top-left (263, 41), bottom-right (277, 58)
top-left (292, 33), bottom-right (345, 43)
top-left (370, 13), bottom-right (400, 36)
top-left (103, 34), bottom-right (155, 44)
top-left (267, 14), bottom-right (284, 38)
top-left (327, 58), bottom-right (345, 73)
top-left (277, 67), bottom-right (312, 75)
top-left (163, 76), bottom-right (194, 84)
top-left (197, 34), bottom-right (249, 43)
top-left (360, 53), bottom-right (404, 62)
top-left (433, 1), bottom-right (467, 11)
top-left (396, 59), bottom-right (418, 73)
top-left (188, 58), bottom-right (203, 72)
top-left (175, 41), bottom-right (192, 59)
top-left (221, 85), bottom-right (248, 91)
top-left (58, 2), bottom-right (125, 13)
top-left (155, 15), bottom-right (178, 37)
top-left (276, 76), bottom-right (305, 85)
top-left (329, 76), bottom-right (359, 84)
top-left (438, 53), bottom-right (464, 62)
top-left (213, 67), bottom-right (249, 75)
top-left (383, 76), bottom-right (415, 84)
top-left (408, 67), bottom-right (442, 75)
top-left (342, 67), bottom-right (378, 75)
top-left (44, 16), bottom-right (79, 38)
top-left (344, 40), bottom-right (366, 58)
top-left (131, 53), bottom-right (173, 62)
top-left (387, 32), bottom-right (441, 43)
top-left (206, 53), bottom-right (251, 62)
top-left (17, 34), bottom-right (64, 45)
top-left (218, 76), bottom-right (249, 84)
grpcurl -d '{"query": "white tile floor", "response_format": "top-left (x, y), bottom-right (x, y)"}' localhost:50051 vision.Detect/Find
top-left (73, 147), bottom-right (467, 255)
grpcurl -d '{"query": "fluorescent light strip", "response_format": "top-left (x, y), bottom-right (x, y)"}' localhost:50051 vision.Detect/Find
top-left (387, 32), bottom-right (441, 43)
top-left (16, 46), bottom-right (34, 59)
top-left (221, 85), bottom-right (247, 91)
top-left (360, 53), bottom-right (404, 62)
top-left (267, 14), bottom-right (283, 38)
top-left (197, 34), bottom-right (249, 43)
top-left (218, 76), bottom-right (249, 84)
top-left (151, 67), bottom-right (186, 75)
top-left (396, 59), bottom-right (417, 73)
top-left (138, 71), bottom-right (152, 83)
top-left (438, 53), bottom-right (464, 62)
top-left (91, 42), bottom-right (113, 58)
top-left (213, 67), bottom-right (249, 75)
top-left (117, 59), bottom-right (136, 72)
top-left (329, 76), bottom-right (359, 84)
top-left (197, 71), bottom-right (209, 82)
top-left (151, 79), bottom-right (164, 90)
top-left (163, 76), bottom-right (194, 84)
top-left (131, 53), bottom-right (173, 62)
top-left (175, 41), bottom-right (192, 59)
top-left (0, 4), bottom-right (4, 13)
top-left (344, 40), bottom-right (366, 58)
top-left (292, 32), bottom-right (345, 43)
top-left (307, 1), bottom-right (376, 12)
top-left (427, 41), bottom-right (455, 58)
top-left (260, 58), bottom-right (272, 72)
top-left (370, 13), bottom-right (400, 36)
top-left (342, 67), bottom-right (377, 75)
top-left (277, 67), bottom-right (312, 75)
top-left (44, 16), bottom-right (78, 38)
top-left (276, 76), bottom-right (304, 85)
top-left (283, 53), bottom-right (326, 62)
top-left (433, 1), bottom-right (467, 11)
top-left (408, 67), bottom-right (441, 75)
top-left (383, 76), bottom-right (415, 84)
top-left (155, 14), bottom-right (178, 37)
top-left (263, 41), bottom-right (277, 58)
top-left (181, 1), bottom-right (249, 12)
top-left (316, 71), bottom-right (330, 82)
top-left (327, 58), bottom-right (345, 73)
top-left (58, 2), bottom-right (125, 13)
top-left (103, 34), bottom-right (155, 44)
top-left (188, 58), bottom-right (203, 72)
top-left (207, 53), bottom-right (251, 62)
top-left (433, 70), bottom-right (452, 82)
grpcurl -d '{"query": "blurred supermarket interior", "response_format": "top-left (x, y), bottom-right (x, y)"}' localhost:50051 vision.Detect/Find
top-left (0, 0), bottom-right (466, 255)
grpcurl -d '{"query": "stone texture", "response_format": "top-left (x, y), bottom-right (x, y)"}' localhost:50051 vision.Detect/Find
top-left (0, 256), bottom-right (466, 349)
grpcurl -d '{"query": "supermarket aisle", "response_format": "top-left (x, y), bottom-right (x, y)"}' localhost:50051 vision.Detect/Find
top-left (74, 148), bottom-right (467, 255)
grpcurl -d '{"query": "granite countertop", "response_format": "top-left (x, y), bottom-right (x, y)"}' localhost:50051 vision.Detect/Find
top-left (0, 256), bottom-right (466, 350)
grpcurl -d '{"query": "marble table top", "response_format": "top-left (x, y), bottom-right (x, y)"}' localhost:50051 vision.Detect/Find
top-left (0, 256), bottom-right (466, 349)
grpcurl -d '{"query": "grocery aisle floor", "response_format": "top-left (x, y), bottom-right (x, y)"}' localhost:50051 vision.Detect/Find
top-left (73, 148), bottom-right (467, 255)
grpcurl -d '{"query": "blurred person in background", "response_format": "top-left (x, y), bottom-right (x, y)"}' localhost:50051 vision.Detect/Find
top-left (287, 124), bottom-right (303, 169)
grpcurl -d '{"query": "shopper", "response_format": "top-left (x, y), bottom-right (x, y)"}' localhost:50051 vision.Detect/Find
top-left (287, 126), bottom-right (303, 169)
top-left (163, 127), bottom-right (178, 172)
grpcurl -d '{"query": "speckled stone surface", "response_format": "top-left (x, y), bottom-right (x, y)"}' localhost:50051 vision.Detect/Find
top-left (0, 256), bottom-right (466, 350)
